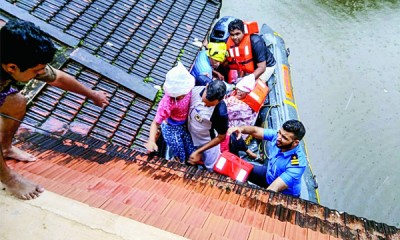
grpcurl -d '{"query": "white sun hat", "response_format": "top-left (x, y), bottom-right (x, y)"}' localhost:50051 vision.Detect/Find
top-left (163, 62), bottom-right (195, 97)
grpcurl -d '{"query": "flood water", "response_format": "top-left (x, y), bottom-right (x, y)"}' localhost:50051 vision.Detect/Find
top-left (221, 0), bottom-right (400, 227)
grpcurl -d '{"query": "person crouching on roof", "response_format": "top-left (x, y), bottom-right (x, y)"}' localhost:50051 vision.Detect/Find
top-left (145, 62), bottom-right (196, 163)
top-left (187, 80), bottom-right (228, 171)
top-left (221, 74), bottom-right (258, 159)
top-left (190, 42), bottom-right (227, 83)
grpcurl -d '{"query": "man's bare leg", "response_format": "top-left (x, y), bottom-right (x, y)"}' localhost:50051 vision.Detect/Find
top-left (0, 147), bottom-right (44, 199)
top-left (0, 92), bottom-right (36, 162)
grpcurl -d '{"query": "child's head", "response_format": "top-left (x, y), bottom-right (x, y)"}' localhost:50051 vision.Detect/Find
top-left (207, 42), bottom-right (227, 69)
top-left (163, 62), bottom-right (195, 98)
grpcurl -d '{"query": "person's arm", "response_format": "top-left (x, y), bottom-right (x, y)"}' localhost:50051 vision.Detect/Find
top-left (144, 120), bottom-right (160, 152)
top-left (266, 177), bottom-right (288, 192)
top-left (253, 61), bottom-right (266, 80)
top-left (246, 149), bottom-right (257, 159)
top-left (228, 125), bottom-right (264, 140)
top-left (48, 69), bottom-right (109, 107)
top-left (250, 35), bottom-right (268, 80)
top-left (212, 69), bottom-right (224, 80)
top-left (188, 133), bottom-right (225, 164)
top-left (144, 95), bottom-right (170, 152)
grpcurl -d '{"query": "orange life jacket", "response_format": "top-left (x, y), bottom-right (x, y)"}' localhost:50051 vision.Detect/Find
top-left (241, 80), bottom-right (269, 112)
top-left (226, 21), bottom-right (259, 74)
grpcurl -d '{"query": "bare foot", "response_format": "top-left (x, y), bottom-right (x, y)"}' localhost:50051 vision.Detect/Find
top-left (2, 170), bottom-right (44, 200)
top-left (3, 146), bottom-right (36, 162)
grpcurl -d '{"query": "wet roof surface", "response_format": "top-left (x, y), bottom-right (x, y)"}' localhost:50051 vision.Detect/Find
top-left (1, 0), bottom-right (221, 151)
top-left (8, 138), bottom-right (400, 239)
top-left (1, 0), bottom-right (400, 239)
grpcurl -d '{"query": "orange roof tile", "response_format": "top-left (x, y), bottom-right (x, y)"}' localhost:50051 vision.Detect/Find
top-left (2, 0), bottom-right (400, 238)
top-left (8, 140), bottom-right (400, 239)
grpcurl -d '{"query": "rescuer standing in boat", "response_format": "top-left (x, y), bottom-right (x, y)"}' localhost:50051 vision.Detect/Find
top-left (0, 19), bottom-right (109, 200)
top-left (226, 19), bottom-right (276, 83)
top-left (228, 120), bottom-right (306, 197)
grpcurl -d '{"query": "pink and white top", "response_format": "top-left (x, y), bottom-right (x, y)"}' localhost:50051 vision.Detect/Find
top-left (154, 91), bottom-right (192, 125)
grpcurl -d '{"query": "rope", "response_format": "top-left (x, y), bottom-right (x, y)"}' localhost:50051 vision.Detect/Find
top-left (256, 104), bottom-right (280, 160)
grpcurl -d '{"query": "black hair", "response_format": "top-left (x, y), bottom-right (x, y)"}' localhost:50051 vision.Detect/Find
top-left (228, 19), bottom-right (245, 33)
top-left (206, 80), bottom-right (226, 101)
top-left (283, 120), bottom-right (306, 141)
top-left (0, 19), bottom-right (56, 71)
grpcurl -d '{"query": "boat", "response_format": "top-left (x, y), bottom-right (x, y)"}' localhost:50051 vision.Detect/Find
top-left (208, 16), bottom-right (320, 203)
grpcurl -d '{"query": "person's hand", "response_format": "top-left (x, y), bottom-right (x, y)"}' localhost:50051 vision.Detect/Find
top-left (227, 127), bottom-right (242, 139)
top-left (144, 141), bottom-right (158, 153)
top-left (188, 150), bottom-right (202, 165)
top-left (91, 90), bottom-right (110, 108)
top-left (246, 150), bottom-right (257, 159)
top-left (202, 72), bottom-right (210, 77)
top-left (215, 72), bottom-right (224, 81)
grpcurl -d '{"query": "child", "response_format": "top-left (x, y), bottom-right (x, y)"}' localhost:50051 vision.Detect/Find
top-left (145, 62), bottom-right (196, 162)
top-left (190, 42), bottom-right (227, 82)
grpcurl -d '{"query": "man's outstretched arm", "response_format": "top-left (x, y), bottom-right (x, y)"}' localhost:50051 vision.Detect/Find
top-left (49, 69), bottom-right (109, 107)
top-left (228, 126), bottom-right (265, 140)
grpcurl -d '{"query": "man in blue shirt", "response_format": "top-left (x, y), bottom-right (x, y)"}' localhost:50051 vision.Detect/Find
top-left (228, 120), bottom-right (306, 197)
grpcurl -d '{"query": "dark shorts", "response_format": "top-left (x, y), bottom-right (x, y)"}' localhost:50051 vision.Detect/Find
top-left (228, 132), bottom-right (248, 156)
top-left (0, 87), bottom-right (18, 107)
top-left (247, 164), bottom-right (269, 188)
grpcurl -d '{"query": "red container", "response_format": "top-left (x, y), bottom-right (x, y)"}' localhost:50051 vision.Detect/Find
top-left (227, 69), bottom-right (238, 84)
top-left (213, 151), bottom-right (254, 182)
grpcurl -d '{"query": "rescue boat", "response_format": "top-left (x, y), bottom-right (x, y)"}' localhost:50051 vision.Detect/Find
top-left (209, 17), bottom-right (319, 203)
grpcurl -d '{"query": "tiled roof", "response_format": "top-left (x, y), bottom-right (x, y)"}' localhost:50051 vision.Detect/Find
top-left (2, 0), bottom-right (217, 85)
top-left (9, 137), bottom-right (400, 239)
top-left (1, 0), bottom-right (400, 239)
top-left (1, 0), bottom-right (221, 151)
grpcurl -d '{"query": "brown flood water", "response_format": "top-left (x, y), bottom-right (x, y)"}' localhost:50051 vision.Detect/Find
top-left (221, 0), bottom-right (400, 227)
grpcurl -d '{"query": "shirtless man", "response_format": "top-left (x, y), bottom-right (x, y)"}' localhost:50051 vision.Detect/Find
top-left (0, 19), bottom-right (109, 199)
